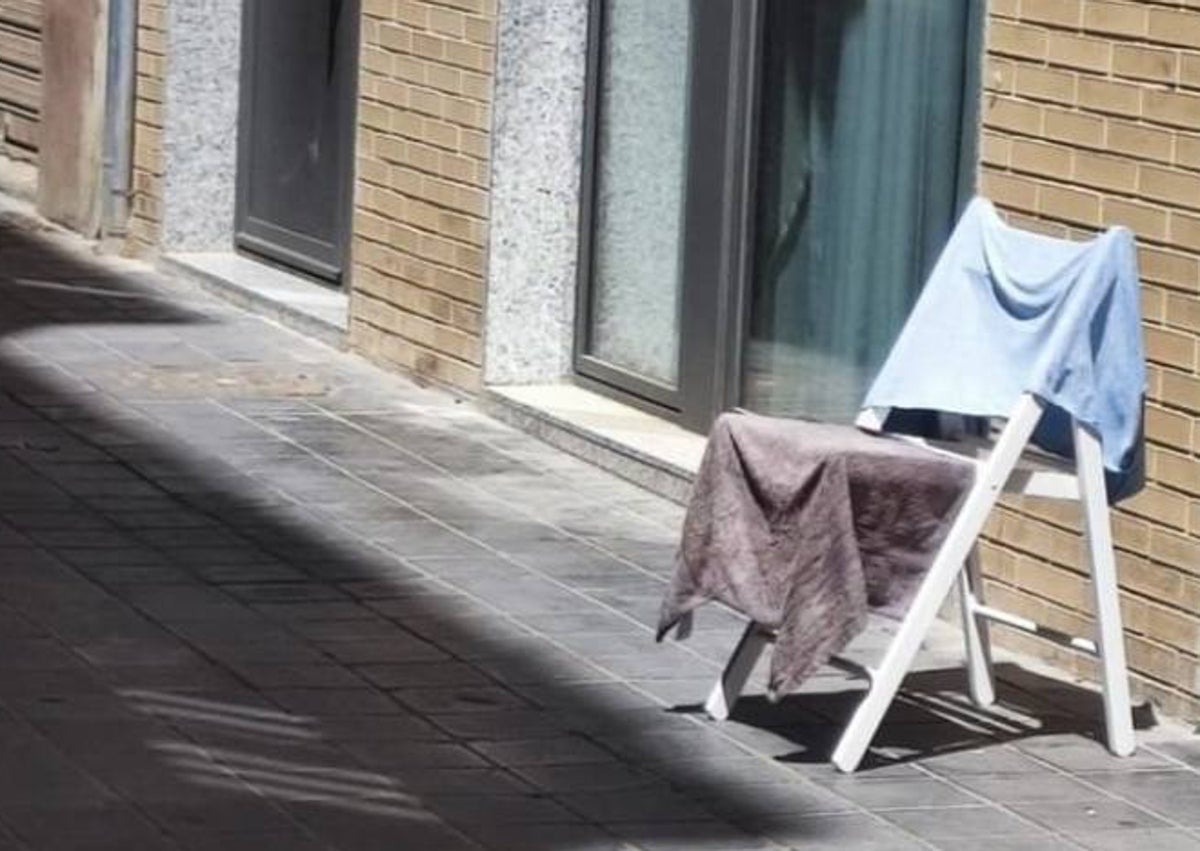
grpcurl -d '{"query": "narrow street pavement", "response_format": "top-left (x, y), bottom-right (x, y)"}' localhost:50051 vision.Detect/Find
top-left (1, 199), bottom-right (1199, 851)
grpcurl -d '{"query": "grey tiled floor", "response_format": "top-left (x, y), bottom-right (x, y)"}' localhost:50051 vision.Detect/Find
top-left (0, 202), bottom-right (1198, 850)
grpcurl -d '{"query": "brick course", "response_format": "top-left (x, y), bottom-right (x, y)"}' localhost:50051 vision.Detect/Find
top-left (981, 0), bottom-right (1200, 719)
top-left (126, 0), bottom-right (165, 256)
top-left (349, 0), bottom-right (497, 392)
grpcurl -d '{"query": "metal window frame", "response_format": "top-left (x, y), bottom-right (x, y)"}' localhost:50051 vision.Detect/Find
top-left (573, 0), bottom-right (760, 430)
top-left (574, 0), bottom-right (984, 434)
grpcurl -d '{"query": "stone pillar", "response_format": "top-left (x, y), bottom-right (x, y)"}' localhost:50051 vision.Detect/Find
top-left (160, 0), bottom-right (241, 252)
top-left (482, 0), bottom-right (589, 385)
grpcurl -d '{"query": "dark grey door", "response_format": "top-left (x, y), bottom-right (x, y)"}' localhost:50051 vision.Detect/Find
top-left (236, 0), bottom-right (358, 284)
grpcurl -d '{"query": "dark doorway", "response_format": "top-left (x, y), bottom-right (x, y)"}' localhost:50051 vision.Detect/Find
top-left (235, 0), bottom-right (359, 285)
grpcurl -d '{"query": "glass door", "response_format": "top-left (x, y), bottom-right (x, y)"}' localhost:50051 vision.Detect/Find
top-left (576, 0), bottom-right (755, 428)
top-left (575, 0), bottom-right (981, 432)
top-left (740, 0), bottom-right (981, 422)
top-left (584, 0), bottom-right (690, 392)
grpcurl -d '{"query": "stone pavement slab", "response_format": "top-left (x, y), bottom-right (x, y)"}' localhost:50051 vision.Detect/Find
top-left (1, 199), bottom-right (1199, 849)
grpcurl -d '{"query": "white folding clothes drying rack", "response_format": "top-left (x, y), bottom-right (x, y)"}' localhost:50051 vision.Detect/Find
top-left (704, 393), bottom-right (1136, 773)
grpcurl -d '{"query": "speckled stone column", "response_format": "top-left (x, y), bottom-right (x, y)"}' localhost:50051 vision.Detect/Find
top-left (483, 0), bottom-right (589, 385)
top-left (160, 0), bottom-right (242, 252)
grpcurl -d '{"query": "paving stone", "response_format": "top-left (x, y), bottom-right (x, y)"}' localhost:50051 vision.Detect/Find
top-left (559, 787), bottom-right (716, 823)
top-left (820, 775), bottom-right (977, 809)
top-left (1069, 828), bottom-right (1200, 850)
top-left (516, 611), bottom-right (646, 636)
top-left (1150, 740), bottom-right (1200, 770)
top-left (261, 688), bottom-right (403, 717)
top-left (753, 811), bottom-right (929, 849)
top-left (340, 740), bottom-right (488, 770)
top-left (515, 762), bottom-right (660, 792)
top-left (3, 217), bottom-right (1200, 851)
top-left (355, 661), bottom-right (494, 690)
top-left (1016, 735), bottom-right (1177, 772)
top-left (392, 768), bottom-right (533, 797)
top-left (0, 669), bottom-right (107, 699)
top-left (225, 663), bottom-right (367, 689)
top-left (880, 804), bottom-right (1045, 840)
top-left (700, 781), bottom-right (857, 819)
top-left (1012, 797), bottom-right (1170, 833)
top-left (427, 793), bottom-right (583, 825)
top-left (392, 686), bottom-right (531, 715)
top-left (0, 802), bottom-right (175, 851)
top-left (0, 639), bottom-right (87, 672)
top-left (1081, 770), bottom-right (1200, 826)
top-left (607, 820), bottom-right (778, 850)
top-left (315, 714), bottom-right (447, 742)
top-left (454, 822), bottom-right (624, 851)
top-left (172, 830), bottom-right (330, 851)
top-left (318, 636), bottom-right (449, 665)
top-left (284, 801), bottom-right (483, 851)
top-left (920, 745), bottom-right (1051, 775)
top-left (929, 836), bottom-right (1080, 851)
top-left (252, 601), bottom-right (379, 623)
top-left (137, 796), bottom-right (303, 839)
top-left (474, 736), bottom-right (618, 767)
top-left (953, 770), bottom-right (1103, 803)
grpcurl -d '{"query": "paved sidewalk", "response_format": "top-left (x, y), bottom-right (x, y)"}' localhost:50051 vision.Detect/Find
top-left (0, 202), bottom-right (1198, 851)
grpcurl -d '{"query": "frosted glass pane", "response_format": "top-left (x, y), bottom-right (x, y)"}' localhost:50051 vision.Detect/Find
top-left (587, 0), bottom-right (691, 388)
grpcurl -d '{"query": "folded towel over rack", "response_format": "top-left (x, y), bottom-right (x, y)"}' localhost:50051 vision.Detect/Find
top-left (865, 197), bottom-right (1145, 500)
top-left (657, 413), bottom-right (973, 696)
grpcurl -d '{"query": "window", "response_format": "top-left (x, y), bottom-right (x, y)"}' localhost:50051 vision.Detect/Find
top-left (743, 0), bottom-right (981, 422)
top-left (577, 0), bottom-right (983, 431)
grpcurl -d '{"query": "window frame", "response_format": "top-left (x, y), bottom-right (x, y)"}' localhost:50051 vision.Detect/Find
top-left (573, 0), bottom-right (984, 433)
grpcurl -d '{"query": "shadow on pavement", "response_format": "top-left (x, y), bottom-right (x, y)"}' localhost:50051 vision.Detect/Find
top-left (0, 214), bottom-right (1169, 850)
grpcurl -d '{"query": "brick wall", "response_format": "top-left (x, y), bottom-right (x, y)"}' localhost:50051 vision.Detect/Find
top-left (0, 0), bottom-right (41, 158)
top-left (126, 0), bottom-right (165, 255)
top-left (349, 0), bottom-right (496, 392)
top-left (980, 0), bottom-right (1200, 719)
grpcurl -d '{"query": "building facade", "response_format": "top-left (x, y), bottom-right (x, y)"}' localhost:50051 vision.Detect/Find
top-left (0, 0), bottom-right (41, 162)
top-left (7, 0), bottom-right (1200, 720)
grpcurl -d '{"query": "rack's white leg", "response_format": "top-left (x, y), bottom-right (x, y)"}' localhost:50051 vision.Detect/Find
top-left (705, 622), bottom-right (770, 721)
top-left (960, 546), bottom-right (995, 707)
top-left (1073, 420), bottom-right (1135, 757)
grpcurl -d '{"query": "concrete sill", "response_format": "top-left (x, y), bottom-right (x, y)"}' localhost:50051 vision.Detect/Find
top-left (162, 252), bottom-right (348, 349)
top-left (485, 383), bottom-right (705, 505)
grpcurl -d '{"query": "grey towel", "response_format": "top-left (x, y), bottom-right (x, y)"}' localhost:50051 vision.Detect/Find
top-left (657, 413), bottom-right (974, 696)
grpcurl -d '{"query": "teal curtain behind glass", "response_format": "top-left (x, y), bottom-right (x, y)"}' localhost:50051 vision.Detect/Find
top-left (743, 0), bottom-right (975, 422)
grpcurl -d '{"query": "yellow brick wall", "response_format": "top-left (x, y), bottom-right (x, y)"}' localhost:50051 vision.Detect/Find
top-left (0, 0), bottom-right (41, 158)
top-left (349, 0), bottom-right (496, 392)
top-left (126, 0), bottom-right (165, 255)
top-left (980, 0), bottom-right (1200, 719)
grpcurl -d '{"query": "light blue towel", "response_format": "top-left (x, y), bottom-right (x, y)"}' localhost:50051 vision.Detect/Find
top-left (863, 197), bottom-right (1145, 500)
